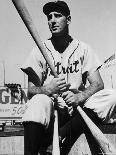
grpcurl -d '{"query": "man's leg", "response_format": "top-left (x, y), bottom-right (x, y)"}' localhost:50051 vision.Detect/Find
top-left (59, 108), bottom-right (102, 155)
top-left (84, 89), bottom-right (116, 123)
top-left (24, 122), bottom-right (45, 155)
top-left (22, 94), bottom-right (54, 155)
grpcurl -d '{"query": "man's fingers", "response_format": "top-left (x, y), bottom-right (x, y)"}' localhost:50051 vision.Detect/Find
top-left (59, 83), bottom-right (70, 89)
top-left (60, 87), bottom-right (68, 92)
top-left (62, 91), bottom-right (69, 98)
top-left (62, 90), bottom-right (72, 97)
top-left (65, 98), bottom-right (73, 106)
top-left (58, 80), bottom-right (67, 86)
top-left (64, 94), bottom-right (72, 101)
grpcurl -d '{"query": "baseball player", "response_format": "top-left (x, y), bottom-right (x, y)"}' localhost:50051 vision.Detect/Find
top-left (21, 1), bottom-right (116, 155)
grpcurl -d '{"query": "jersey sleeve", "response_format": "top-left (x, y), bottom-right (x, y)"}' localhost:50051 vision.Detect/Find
top-left (21, 47), bottom-right (46, 85)
top-left (82, 45), bottom-right (102, 77)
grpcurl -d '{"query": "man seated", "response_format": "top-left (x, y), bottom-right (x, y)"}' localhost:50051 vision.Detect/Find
top-left (21, 1), bottom-right (116, 155)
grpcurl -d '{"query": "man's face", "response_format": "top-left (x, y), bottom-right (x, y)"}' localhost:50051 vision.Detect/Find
top-left (47, 11), bottom-right (69, 36)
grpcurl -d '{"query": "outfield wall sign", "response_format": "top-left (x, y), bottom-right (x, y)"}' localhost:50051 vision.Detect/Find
top-left (0, 87), bottom-right (28, 120)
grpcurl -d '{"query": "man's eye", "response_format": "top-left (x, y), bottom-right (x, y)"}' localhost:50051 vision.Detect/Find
top-left (47, 13), bottom-right (62, 20)
top-left (47, 15), bottom-right (52, 20)
top-left (55, 14), bottom-right (62, 18)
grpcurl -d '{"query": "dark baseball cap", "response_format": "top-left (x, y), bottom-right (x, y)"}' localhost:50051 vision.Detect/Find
top-left (43, 1), bottom-right (70, 16)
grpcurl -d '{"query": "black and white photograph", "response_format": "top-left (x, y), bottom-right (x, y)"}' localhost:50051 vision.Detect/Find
top-left (0, 0), bottom-right (116, 154)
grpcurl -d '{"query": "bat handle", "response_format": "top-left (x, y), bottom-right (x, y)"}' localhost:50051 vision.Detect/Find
top-left (52, 110), bottom-right (60, 155)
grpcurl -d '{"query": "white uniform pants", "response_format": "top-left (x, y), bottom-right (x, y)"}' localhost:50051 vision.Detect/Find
top-left (22, 89), bottom-right (116, 127)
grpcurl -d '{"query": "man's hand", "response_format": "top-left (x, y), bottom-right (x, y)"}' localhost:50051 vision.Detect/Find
top-left (47, 77), bottom-right (71, 95)
top-left (62, 91), bottom-right (81, 107)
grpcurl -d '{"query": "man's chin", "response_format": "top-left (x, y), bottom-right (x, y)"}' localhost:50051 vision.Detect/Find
top-left (51, 31), bottom-right (62, 36)
top-left (51, 30), bottom-right (59, 34)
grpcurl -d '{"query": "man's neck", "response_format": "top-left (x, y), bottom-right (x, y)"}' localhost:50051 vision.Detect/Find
top-left (51, 34), bottom-right (73, 53)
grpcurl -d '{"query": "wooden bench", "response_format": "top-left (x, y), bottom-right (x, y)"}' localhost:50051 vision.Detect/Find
top-left (0, 124), bottom-right (116, 155)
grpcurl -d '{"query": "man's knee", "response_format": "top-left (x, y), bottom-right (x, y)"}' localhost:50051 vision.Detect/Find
top-left (84, 89), bottom-right (116, 122)
top-left (31, 94), bottom-right (52, 105)
top-left (22, 94), bottom-right (54, 127)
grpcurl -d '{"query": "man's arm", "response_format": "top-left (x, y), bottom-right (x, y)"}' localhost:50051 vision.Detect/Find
top-left (28, 76), bottom-right (71, 99)
top-left (77, 70), bottom-right (104, 103)
top-left (62, 70), bottom-right (104, 107)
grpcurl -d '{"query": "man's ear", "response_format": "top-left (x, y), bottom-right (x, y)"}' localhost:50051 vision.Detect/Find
top-left (67, 15), bottom-right (71, 24)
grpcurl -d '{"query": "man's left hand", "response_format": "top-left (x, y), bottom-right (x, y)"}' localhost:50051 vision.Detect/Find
top-left (62, 91), bottom-right (80, 107)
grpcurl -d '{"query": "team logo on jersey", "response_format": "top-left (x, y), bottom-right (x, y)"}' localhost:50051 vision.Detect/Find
top-left (46, 60), bottom-right (80, 76)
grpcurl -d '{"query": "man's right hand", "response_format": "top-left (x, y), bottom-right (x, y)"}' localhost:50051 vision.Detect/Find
top-left (47, 77), bottom-right (71, 95)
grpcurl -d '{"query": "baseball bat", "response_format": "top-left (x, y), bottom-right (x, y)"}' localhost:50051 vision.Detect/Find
top-left (97, 54), bottom-right (115, 70)
top-left (77, 106), bottom-right (116, 154)
top-left (11, 0), bottom-right (60, 155)
top-left (11, 0), bottom-right (116, 154)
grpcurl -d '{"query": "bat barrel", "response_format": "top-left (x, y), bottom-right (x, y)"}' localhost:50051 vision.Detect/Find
top-left (12, 0), bottom-right (58, 78)
top-left (77, 106), bottom-right (116, 154)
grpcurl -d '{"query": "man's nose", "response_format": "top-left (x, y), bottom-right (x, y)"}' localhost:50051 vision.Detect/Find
top-left (51, 15), bottom-right (56, 23)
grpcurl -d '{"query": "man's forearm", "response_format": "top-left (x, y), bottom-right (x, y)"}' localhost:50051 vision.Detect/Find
top-left (28, 85), bottom-right (52, 97)
top-left (76, 82), bottom-right (104, 105)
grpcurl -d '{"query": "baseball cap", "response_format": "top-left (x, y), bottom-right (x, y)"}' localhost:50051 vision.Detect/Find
top-left (43, 1), bottom-right (70, 16)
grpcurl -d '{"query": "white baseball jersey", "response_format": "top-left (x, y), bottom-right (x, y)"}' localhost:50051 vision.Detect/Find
top-left (21, 39), bottom-right (101, 91)
top-left (21, 39), bottom-right (116, 123)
